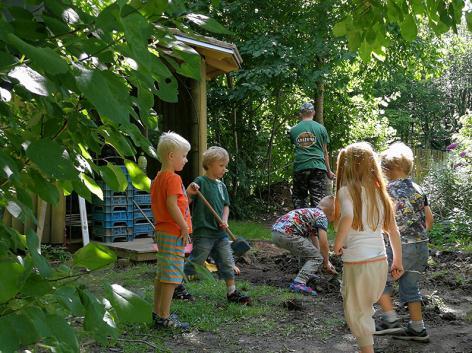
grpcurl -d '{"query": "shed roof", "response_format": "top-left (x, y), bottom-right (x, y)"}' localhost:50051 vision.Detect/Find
top-left (173, 32), bottom-right (242, 79)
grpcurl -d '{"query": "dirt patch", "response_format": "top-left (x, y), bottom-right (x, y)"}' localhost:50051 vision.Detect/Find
top-left (165, 242), bottom-right (472, 353)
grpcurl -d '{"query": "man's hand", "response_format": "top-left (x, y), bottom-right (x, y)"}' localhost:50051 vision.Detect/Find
top-left (323, 261), bottom-right (337, 274)
top-left (327, 170), bottom-right (336, 180)
top-left (186, 182), bottom-right (199, 196)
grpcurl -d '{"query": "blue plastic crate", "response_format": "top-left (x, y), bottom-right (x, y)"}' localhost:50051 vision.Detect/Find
top-left (93, 218), bottom-right (133, 228)
top-left (93, 193), bottom-right (131, 206)
top-left (133, 209), bottom-right (153, 222)
top-left (133, 193), bottom-right (151, 205)
top-left (133, 187), bottom-right (149, 195)
top-left (93, 225), bottom-right (132, 238)
top-left (133, 223), bottom-right (154, 236)
top-left (93, 210), bottom-right (133, 222)
top-left (92, 203), bottom-right (133, 213)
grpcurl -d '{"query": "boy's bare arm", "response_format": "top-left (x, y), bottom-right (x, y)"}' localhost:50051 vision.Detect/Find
top-left (220, 205), bottom-right (230, 229)
top-left (166, 195), bottom-right (189, 243)
top-left (385, 217), bottom-right (404, 280)
top-left (317, 229), bottom-right (337, 274)
top-left (424, 205), bottom-right (434, 231)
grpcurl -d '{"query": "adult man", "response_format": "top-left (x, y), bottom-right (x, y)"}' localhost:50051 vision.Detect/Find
top-left (290, 102), bottom-right (335, 209)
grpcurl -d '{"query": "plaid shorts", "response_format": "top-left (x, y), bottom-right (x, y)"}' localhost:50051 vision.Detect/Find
top-left (155, 232), bottom-right (185, 284)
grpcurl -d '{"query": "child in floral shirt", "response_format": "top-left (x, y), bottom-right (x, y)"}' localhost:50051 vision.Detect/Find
top-left (272, 196), bottom-right (337, 295)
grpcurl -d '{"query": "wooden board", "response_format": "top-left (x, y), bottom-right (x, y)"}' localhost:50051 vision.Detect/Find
top-left (100, 237), bottom-right (158, 262)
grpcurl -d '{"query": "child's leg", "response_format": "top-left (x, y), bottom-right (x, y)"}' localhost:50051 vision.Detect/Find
top-left (154, 277), bottom-right (162, 315)
top-left (183, 237), bottom-right (214, 278)
top-left (342, 261), bottom-right (388, 351)
top-left (408, 301), bottom-right (422, 321)
top-left (211, 238), bottom-right (235, 292)
top-left (158, 283), bottom-right (178, 318)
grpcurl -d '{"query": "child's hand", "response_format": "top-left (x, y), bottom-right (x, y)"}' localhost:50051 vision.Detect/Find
top-left (323, 261), bottom-right (338, 274)
top-left (186, 182), bottom-right (199, 196)
top-left (219, 222), bottom-right (229, 229)
top-left (333, 242), bottom-right (344, 256)
top-left (233, 265), bottom-right (240, 275)
top-left (390, 261), bottom-right (404, 280)
top-left (180, 227), bottom-right (189, 246)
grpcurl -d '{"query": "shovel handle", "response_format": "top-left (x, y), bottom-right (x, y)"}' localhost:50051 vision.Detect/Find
top-left (133, 200), bottom-right (154, 227)
top-left (196, 190), bottom-right (237, 241)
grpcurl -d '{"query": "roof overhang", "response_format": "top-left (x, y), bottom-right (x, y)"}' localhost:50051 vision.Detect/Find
top-left (174, 33), bottom-right (242, 79)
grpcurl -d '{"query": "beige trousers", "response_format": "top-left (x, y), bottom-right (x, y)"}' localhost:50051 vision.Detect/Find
top-left (341, 259), bottom-right (388, 348)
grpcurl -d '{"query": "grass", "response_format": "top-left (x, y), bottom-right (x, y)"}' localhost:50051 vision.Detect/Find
top-left (80, 262), bottom-right (303, 352)
top-left (229, 220), bottom-right (272, 241)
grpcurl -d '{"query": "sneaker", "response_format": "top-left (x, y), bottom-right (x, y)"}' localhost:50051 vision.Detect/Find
top-left (173, 284), bottom-right (194, 301)
top-left (152, 312), bottom-right (190, 331)
top-left (289, 281), bottom-right (317, 297)
top-left (227, 290), bottom-right (251, 305)
top-left (374, 317), bottom-right (403, 335)
top-left (392, 323), bottom-right (430, 342)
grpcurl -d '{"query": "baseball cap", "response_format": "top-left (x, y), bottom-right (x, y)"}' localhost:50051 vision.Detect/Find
top-left (300, 102), bottom-right (315, 113)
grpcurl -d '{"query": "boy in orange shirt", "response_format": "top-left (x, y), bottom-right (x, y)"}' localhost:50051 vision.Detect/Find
top-left (151, 132), bottom-right (197, 330)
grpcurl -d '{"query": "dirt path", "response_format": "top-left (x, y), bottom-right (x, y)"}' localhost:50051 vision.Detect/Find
top-left (165, 242), bottom-right (472, 353)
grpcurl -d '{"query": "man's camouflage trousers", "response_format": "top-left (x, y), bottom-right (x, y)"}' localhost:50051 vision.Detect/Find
top-left (292, 168), bottom-right (329, 209)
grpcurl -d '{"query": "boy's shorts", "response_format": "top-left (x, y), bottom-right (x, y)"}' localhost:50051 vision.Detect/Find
top-left (385, 241), bottom-right (429, 304)
top-left (184, 236), bottom-right (234, 281)
top-left (155, 232), bottom-right (185, 284)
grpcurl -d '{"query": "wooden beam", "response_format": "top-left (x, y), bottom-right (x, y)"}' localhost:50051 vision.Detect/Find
top-left (191, 58), bottom-right (207, 178)
top-left (205, 57), bottom-right (238, 74)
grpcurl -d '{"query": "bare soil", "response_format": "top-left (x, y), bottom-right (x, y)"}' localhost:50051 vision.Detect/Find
top-left (167, 241), bottom-right (472, 353)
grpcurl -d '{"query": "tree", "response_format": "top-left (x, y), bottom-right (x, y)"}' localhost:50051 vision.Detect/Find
top-left (0, 0), bottom-right (227, 351)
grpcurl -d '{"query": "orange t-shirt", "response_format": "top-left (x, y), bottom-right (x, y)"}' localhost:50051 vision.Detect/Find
top-left (151, 171), bottom-right (192, 236)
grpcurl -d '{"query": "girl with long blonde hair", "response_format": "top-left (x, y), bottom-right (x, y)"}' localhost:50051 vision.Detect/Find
top-left (334, 142), bottom-right (403, 353)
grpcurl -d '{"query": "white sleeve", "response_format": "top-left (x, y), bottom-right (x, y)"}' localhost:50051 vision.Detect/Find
top-left (338, 187), bottom-right (354, 218)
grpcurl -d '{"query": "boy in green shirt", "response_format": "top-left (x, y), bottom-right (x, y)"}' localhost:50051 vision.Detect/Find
top-left (183, 146), bottom-right (251, 304)
top-left (290, 102), bottom-right (335, 209)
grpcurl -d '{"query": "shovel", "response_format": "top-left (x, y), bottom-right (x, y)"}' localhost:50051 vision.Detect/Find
top-left (196, 190), bottom-right (251, 256)
top-left (132, 200), bottom-right (193, 255)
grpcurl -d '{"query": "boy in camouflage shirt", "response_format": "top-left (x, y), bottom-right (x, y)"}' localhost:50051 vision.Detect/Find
top-left (375, 142), bottom-right (434, 342)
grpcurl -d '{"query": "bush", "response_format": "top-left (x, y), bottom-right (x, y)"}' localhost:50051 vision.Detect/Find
top-left (423, 114), bottom-right (472, 248)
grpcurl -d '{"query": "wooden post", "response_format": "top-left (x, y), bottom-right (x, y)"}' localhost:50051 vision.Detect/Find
top-left (50, 192), bottom-right (66, 244)
top-left (191, 58), bottom-right (207, 178)
top-left (36, 198), bottom-right (48, 244)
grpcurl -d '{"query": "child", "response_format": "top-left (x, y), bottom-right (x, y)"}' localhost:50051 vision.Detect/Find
top-left (333, 142), bottom-right (404, 353)
top-left (150, 132), bottom-right (197, 330)
top-left (290, 102), bottom-right (335, 209)
top-left (271, 196), bottom-right (338, 296)
top-left (374, 142), bottom-right (434, 342)
top-left (183, 146), bottom-right (251, 304)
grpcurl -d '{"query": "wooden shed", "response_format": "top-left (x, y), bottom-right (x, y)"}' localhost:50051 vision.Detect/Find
top-left (156, 32), bottom-right (242, 185)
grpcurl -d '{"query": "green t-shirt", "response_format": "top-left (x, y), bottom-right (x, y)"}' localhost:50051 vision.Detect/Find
top-left (289, 120), bottom-right (329, 172)
top-left (191, 176), bottom-right (230, 238)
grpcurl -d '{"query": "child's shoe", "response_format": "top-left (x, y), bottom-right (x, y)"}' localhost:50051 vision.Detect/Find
top-left (392, 323), bottom-right (430, 342)
top-left (227, 290), bottom-right (251, 305)
top-left (152, 312), bottom-right (190, 331)
top-left (289, 281), bottom-right (317, 296)
top-left (374, 317), bottom-right (403, 335)
top-left (173, 284), bottom-right (194, 301)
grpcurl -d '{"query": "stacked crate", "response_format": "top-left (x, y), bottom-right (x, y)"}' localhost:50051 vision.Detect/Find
top-left (132, 187), bottom-right (154, 239)
top-left (92, 167), bottom-right (133, 243)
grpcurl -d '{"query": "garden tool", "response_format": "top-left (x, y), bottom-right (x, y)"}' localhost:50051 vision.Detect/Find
top-left (132, 200), bottom-right (192, 254)
top-left (196, 190), bottom-right (251, 256)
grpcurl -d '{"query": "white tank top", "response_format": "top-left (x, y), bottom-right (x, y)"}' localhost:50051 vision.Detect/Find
top-left (337, 187), bottom-right (386, 262)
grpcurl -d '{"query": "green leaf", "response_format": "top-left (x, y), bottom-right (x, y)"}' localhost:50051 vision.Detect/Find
top-left (105, 284), bottom-right (152, 323)
top-left (466, 11), bottom-right (472, 31)
top-left (56, 286), bottom-right (85, 316)
top-left (98, 163), bottom-right (127, 192)
top-left (123, 124), bottom-right (157, 160)
top-left (46, 314), bottom-right (80, 352)
top-left (333, 20), bottom-right (347, 37)
top-left (0, 259), bottom-right (24, 303)
top-left (20, 272), bottom-right (53, 297)
top-left (0, 150), bottom-right (19, 179)
top-left (400, 14), bottom-right (418, 42)
top-left (137, 83), bottom-right (154, 116)
top-left (8, 65), bottom-right (51, 96)
top-left (0, 312), bottom-right (39, 351)
top-left (99, 126), bottom-right (136, 157)
top-left (0, 50), bottom-right (17, 69)
top-left (124, 159), bottom-right (151, 191)
top-left (80, 173), bottom-right (103, 200)
top-left (358, 39), bottom-right (372, 62)
top-left (346, 31), bottom-right (362, 52)
top-left (172, 43), bottom-right (201, 80)
top-left (186, 13), bottom-right (232, 34)
top-left (75, 68), bottom-right (130, 125)
top-left (73, 242), bottom-right (117, 270)
top-left (26, 230), bottom-right (53, 278)
top-left (28, 169), bottom-right (60, 204)
top-left (26, 139), bottom-right (77, 180)
top-left (155, 71), bottom-right (178, 102)
top-left (6, 33), bottom-right (68, 75)
top-left (79, 288), bottom-right (118, 343)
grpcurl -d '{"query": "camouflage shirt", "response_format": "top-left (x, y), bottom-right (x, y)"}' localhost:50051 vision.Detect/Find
top-left (387, 178), bottom-right (429, 243)
top-left (272, 207), bottom-right (328, 238)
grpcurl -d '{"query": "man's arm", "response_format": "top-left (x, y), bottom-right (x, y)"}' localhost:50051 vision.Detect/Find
top-left (323, 144), bottom-right (335, 179)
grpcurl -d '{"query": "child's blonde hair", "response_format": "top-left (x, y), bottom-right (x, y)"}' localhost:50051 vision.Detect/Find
top-left (335, 142), bottom-right (394, 231)
top-left (156, 131), bottom-right (191, 162)
top-left (381, 142), bottom-right (414, 175)
top-left (202, 146), bottom-right (229, 170)
top-left (318, 195), bottom-right (334, 210)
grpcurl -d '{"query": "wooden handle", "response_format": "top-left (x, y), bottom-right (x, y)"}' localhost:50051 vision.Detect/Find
top-left (196, 190), bottom-right (237, 241)
top-left (133, 200), bottom-right (154, 226)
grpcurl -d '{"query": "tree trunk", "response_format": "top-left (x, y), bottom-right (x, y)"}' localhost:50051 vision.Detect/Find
top-left (314, 81), bottom-right (324, 124)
